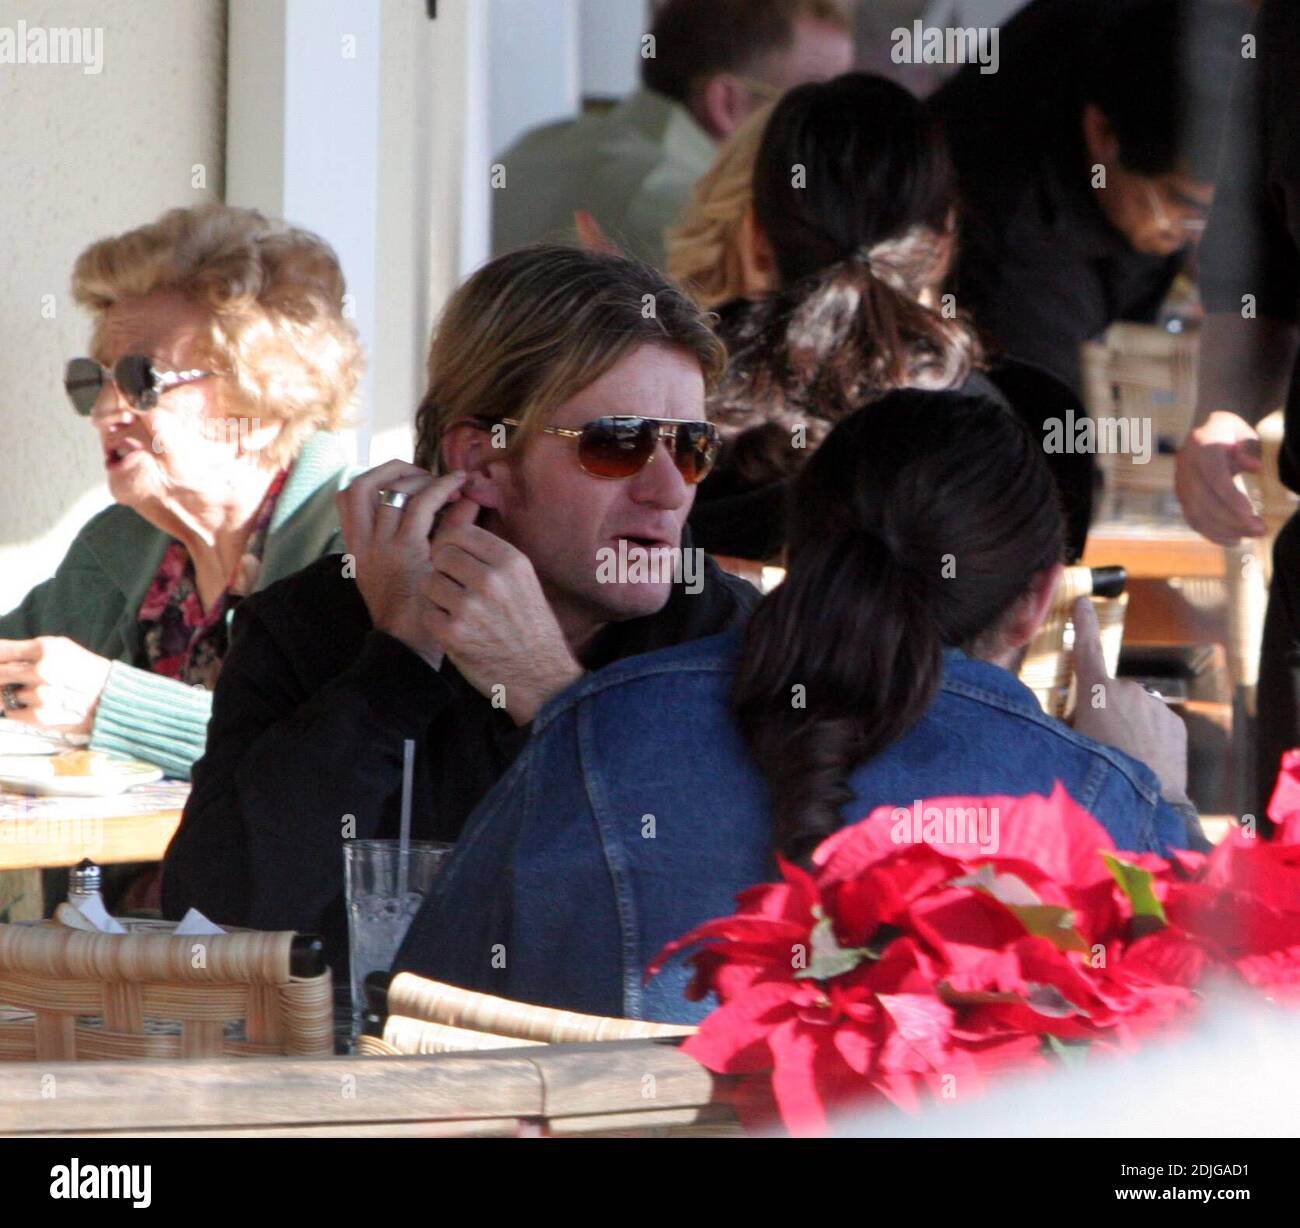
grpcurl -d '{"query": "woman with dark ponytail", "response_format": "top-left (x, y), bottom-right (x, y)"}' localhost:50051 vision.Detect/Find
top-left (732, 392), bottom-right (1066, 863)
top-left (395, 391), bottom-right (1200, 1023)
top-left (677, 72), bottom-right (1094, 562)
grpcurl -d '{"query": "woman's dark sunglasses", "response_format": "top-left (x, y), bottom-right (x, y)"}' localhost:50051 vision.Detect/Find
top-left (473, 415), bottom-right (721, 483)
top-left (64, 355), bottom-right (213, 416)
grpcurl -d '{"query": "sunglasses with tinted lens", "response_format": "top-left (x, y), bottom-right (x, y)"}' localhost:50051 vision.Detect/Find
top-left (63, 355), bottom-right (213, 416)
top-left (486, 415), bottom-right (721, 483)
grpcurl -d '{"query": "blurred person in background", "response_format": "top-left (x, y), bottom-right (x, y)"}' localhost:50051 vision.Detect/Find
top-left (1174, 0), bottom-right (1300, 816)
top-left (664, 101), bottom-right (776, 311)
top-left (491, 0), bottom-right (853, 269)
top-left (0, 205), bottom-right (360, 779)
top-left (669, 74), bottom-right (1093, 563)
top-left (932, 0), bottom-right (1247, 396)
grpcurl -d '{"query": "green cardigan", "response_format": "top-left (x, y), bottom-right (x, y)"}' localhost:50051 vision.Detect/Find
top-left (0, 432), bottom-right (354, 779)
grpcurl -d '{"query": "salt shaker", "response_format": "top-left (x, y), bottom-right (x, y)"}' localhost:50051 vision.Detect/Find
top-left (67, 858), bottom-right (104, 912)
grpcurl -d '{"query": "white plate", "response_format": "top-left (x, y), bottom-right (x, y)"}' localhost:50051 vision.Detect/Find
top-left (0, 729), bottom-right (70, 757)
top-left (0, 757), bottom-right (164, 797)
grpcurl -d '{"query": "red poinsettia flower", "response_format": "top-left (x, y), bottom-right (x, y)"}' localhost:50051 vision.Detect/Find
top-left (650, 777), bottom-right (1300, 1135)
top-left (1267, 750), bottom-right (1300, 836)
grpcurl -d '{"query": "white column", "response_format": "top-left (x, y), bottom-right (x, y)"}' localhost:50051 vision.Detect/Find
top-left (459, 0), bottom-right (493, 280)
top-left (579, 0), bottom-right (646, 99)
top-left (227, 0), bottom-right (492, 467)
top-left (227, 0), bottom-right (383, 462)
top-left (487, 0), bottom-right (580, 158)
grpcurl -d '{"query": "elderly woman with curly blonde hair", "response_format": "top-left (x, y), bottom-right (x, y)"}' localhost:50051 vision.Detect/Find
top-left (0, 203), bottom-right (362, 779)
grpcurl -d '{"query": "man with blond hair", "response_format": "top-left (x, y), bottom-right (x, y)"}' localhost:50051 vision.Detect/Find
top-left (162, 245), bottom-right (759, 965)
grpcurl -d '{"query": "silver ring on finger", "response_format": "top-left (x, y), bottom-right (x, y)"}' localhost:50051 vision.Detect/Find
top-left (376, 488), bottom-right (410, 511)
top-left (1, 683), bottom-right (25, 712)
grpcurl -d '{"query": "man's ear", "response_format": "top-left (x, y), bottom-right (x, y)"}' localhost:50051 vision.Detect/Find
top-left (739, 205), bottom-right (777, 297)
top-left (1002, 561), bottom-right (1065, 652)
top-left (1081, 102), bottom-right (1119, 166)
top-left (695, 74), bottom-right (750, 141)
top-left (440, 421), bottom-right (511, 511)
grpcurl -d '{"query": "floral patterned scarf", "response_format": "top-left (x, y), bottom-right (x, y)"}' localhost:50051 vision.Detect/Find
top-left (137, 470), bottom-right (288, 689)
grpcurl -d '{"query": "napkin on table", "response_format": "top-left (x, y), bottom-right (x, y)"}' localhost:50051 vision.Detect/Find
top-left (53, 901), bottom-right (224, 935)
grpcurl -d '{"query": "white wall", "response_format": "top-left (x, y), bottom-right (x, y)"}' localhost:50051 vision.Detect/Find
top-left (487, 0), bottom-right (649, 160)
top-left (578, 0), bottom-right (645, 100)
top-left (488, 0), bottom-right (579, 159)
top-left (0, 0), bottom-right (227, 614)
top-left (226, 0), bottom-right (489, 467)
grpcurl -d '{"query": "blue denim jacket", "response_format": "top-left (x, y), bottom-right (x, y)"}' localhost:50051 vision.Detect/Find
top-left (394, 627), bottom-right (1205, 1023)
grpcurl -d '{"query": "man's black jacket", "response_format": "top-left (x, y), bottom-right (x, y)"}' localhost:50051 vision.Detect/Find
top-left (160, 548), bottom-right (759, 966)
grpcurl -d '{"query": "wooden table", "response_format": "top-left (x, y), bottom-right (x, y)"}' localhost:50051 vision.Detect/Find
top-left (1084, 512), bottom-right (1236, 652)
top-left (1083, 519), bottom-right (1226, 581)
top-left (0, 782), bottom-right (188, 871)
top-left (0, 1039), bottom-right (748, 1137)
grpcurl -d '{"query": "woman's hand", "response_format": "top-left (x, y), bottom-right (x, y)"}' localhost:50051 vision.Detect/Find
top-left (0, 637), bottom-right (113, 734)
top-left (1070, 597), bottom-right (1189, 803)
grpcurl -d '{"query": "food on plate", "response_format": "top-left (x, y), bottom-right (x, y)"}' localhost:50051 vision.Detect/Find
top-left (50, 750), bottom-right (114, 777)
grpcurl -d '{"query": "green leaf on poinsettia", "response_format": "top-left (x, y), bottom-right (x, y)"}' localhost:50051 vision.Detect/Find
top-left (1026, 983), bottom-right (1085, 1017)
top-left (937, 984), bottom-right (1022, 1007)
top-left (1045, 1034), bottom-right (1091, 1069)
top-left (794, 909), bottom-right (877, 981)
top-left (1003, 903), bottom-right (1091, 953)
top-left (1102, 852), bottom-right (1167, 926)
top-left (950, 863), bottom-right (1042, 906)
top-left (951, 864), bottom-right (1088, 952)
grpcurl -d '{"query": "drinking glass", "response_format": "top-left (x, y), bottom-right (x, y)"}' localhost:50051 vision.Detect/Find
top-left (344, 839), bottom-right (452, 1034)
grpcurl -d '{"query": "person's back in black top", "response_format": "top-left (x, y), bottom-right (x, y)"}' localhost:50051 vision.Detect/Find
top-left (932, 0), bottom-right (1246, 394)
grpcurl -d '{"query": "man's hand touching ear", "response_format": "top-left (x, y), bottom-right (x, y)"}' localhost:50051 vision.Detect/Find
top-left (337, 461), bottom-right (469, 670)
top-left (423, 497), bottom-right (582, 725)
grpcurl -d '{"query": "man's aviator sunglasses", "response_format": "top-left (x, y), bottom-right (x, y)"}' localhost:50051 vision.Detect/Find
top-left (470, 415), bottom-right (721, 483)
top-left (64, 355), bottom-right (213, 416)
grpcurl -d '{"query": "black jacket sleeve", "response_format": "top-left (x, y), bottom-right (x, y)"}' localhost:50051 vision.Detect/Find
top-left (1200, 3), bottom-right (1299, 325)
top-left (161, 594), bottom-right (454, 938)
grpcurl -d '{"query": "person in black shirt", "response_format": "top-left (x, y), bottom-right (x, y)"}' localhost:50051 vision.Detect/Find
top-left (160, 246), bottom-right (759, 965)
top-left (1174, 0), bottom-right (1299, 814)
top-left (932, 0), bottom-right (1247, 395)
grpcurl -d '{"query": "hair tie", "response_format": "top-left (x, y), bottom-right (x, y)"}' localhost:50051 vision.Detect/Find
top-left (849, 243), bottom-right (881, 278)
